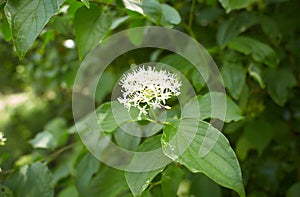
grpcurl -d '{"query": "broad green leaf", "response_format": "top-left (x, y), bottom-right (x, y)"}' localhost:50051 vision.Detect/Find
top-left (217, 12), bottom-right (257, 46)
top-left (286, 182), bottom-right (300, 197)
top-left (114, 128), bottom-right (141, 151)
top-left (183, 92), bottom-right (243, 122)
top-left (191, 69), bottom-right (206, 92)
top-left (1, 16), bottom-right (12, 41)
top-left (81, 0), bottom-right (89, 8)
top-left (96, 102), bottom-right (119, 132)
top-left (228, 36), bottom-right (279, 67)
top-left (218, 0), bottom-right (252, 13)
top-left (221, 62), bottom-right (246, 100)
top-left (5, 162), bottom-right (54, 197)
top-left (58, 186), bottom-right (79, 197)
top-left (263, 68), bottom-right (297, 106)
top-left (235, 135), bottom-right (253, 160)
top-left (75, 153), bottom-right (100, 194)
top-left (243, 118), bottom-right (273, 155)
top-left (85, 165), bottom-right (129, 197)
top-left (129, 19), bottom-right (146, 46)
top-left (159, 54), bottom-right (193, 74)
top-left (29, 118), bottom-right (68, 149)
top-left (162, 120), bottom-right (245, 197)
top-left (125, 135), bottom-right (166, 196)
top-left (5, 0), bottom-right (59, 58)
top-left (95, 71), bottom-right (116, 103)
top-left (142, 0), bottom-right (162, 24)
top-left (161, 164), bottom-right (185, 197)
top-left (160, 4), bottom-right (181, 27)
top-left (259, 15), bottom-right (281, 44)
top-left (74, 5), bottom-right (112, 60)
top-left (189, 173), bottom-right (222, 197)
top-left (248, 64), bottom-right (265, 88)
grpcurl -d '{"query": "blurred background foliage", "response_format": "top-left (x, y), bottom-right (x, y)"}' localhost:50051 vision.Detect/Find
top-left (0, 0), bottom-right (300, 196)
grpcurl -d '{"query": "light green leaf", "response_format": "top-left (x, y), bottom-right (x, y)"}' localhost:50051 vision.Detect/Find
top-left (183, 92), bottom-right (243, 122)
top-left (129, 19), bottom-right (146, 46)
top-left (142, 0), bottom-right (162, 24)
top-left (123, 0), bottom-right (143, 14)
top-left (218, 0), bottom-right (252, 13)
top-left (263, 68), bottom-right (297, 106)
top-left (286, 182), bottom-right (300, 197)
top-left (81, 0), bottom-right (89, 8)
top-left (217, 12), bottom-right (257, 46)
top-left (162, 120), bottom-right (245, 197)
top-left (125, 135), bottom-right (166, 196)
top-left (74, 5), bottom-right (112, 60)
top-left (248, 64), bottom-right (265, 88)
top-left (75, 153), bottom-right (100, 194)
top-left (221, 62), bottom-right (246, 100)
top-left (228, 36), bottom-right (279, 67)
top-left (58, 186), bottom-right (79, 197)
top-left (160, 4), bottom-right (181, 27)
top-left (5, 162), bottom-right (54, 197)
top-left (85, 165), bottom-right (129, 197)
top-left (5, 0), bottom-right (59, 58)
top-left (1, 16), bottom-right (12, 41)
top-left (161, 164), bottom-right (185, 197)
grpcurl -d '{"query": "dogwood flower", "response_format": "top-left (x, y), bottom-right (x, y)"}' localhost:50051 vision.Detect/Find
top-left (118, 66), bottom-right (181, 118)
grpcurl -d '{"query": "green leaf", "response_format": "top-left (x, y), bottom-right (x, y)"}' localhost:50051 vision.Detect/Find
top-left (183, 92), bottom-right (243, 122)
top-left (235, 135), bottom-right (253, 160)
top-left (5, 162), bottom-right (54, 197)
top-left (29, 118), bottom-right (68, 149)
top-left (160, 4), bottom-right (181, 27)
top-left (221, 62), bottom-right (246, 100)
top-left (228, 36), bottom-right (279, 67)
top-left (1, 16), bottom-right (12, 41)
top-left (81, 0), bottom-right (89, 8)
top-left (162, 120), bottom-right (245, 197)
top-left (75, 153), bottom-right (100, 194)
top-left (286, 182), bottom-right (300, 197)
top-left (58, 186), bottom-right (79, 197)
top-left (125, 135), bottom-right (166, 196)
top-left (128, 19), bottom-right (146, 46)
top-left (259, 15), bottom-right (281, 44)
top-left (218, 0), bottom-right (252, 13)
top-left (142, 0), bottom-right (162, 24)
top-left (85, 165), bottom-right (129, 197)
top-left (263, 68), bottom-right (297, 106)
top-left (114, 127), bottom-right (141, 151)
top-left (123, 0), bottom-right (143, 14)
top-left (217, 12), bottom-right (257, 46)
top-left (161, 164), bottom-right (185, 197)
top-left (248, 64), bottom-right (265, 88)
top-left (189, 173), bottom-right (222, 197)
top-left (74, 5), bottom-right (112, 60)
top-left (4, 0), bottom-right (59, 58)
top-left (95, 71), bottom-right (116, 103)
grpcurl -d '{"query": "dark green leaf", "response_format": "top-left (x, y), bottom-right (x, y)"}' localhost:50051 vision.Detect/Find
top-left (259, 15), bottom-right (281, 44)
top-left (125, 135), bottom-right (166, 196)
top-left (189, 173), bottom-right (222, 197)
top-left (221, 61), bottom-right (246, 99)
top-left (4, 0), bottom-right (59, 58)
top-left (228, 36), bottom-right (279, 67)
top-left (286, 182), bottom-right (300, 197)
top-left (74, 5), bottom-right (112, 60)
top-left (162, 120), bottom-right (245, 197)
top-left (58, 186), bottom-right (79, 197)
top-left (218, 0), bottom-right (252, 13)
top-left (75, 153), bottom-right (100, 194)
top-left (5, 163), bottom-right (54, 197)
top-left (217, 12), bottom-right (257, 46)
top-left (85, 165), bottom-right (129, 197)
top-left (161, 164), bottom-right (185, 197)
top-left (263, 68), bottom-right (297, 106)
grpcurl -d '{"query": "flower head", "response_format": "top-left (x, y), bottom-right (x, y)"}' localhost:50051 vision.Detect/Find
top-left (118, 66), bottom-right (181, 118)
top-left (0, 132), bottom-right (6, 146)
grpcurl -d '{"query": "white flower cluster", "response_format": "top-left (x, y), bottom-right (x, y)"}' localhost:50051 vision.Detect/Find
top-left (0, 132), bottom-right (6, 146)
top-left (118, 66), bottom-right (182, 118)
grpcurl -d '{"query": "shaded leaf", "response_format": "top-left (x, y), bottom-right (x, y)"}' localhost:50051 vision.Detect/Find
top-left (161, 164), bottom-right (185, 197)
top-left (218, 0), bottom-right (252, 13)
top-left (5, 163), bottom-right (54, 197)
top-left (4, 0), bottom-right (59, 58)
top-left (221, 61), bottom-right (246, 99)
top-left (263, 68), bottom-right (297, 106)
top-left (286, 182), bottom-right (300, 197)
top-left (189, 173), bottom-right (222, 197)
top-left (217, 12), bottom-right (257, 46)
top-left (228, 36), bottom-right (279, 67)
